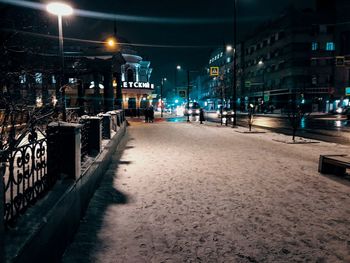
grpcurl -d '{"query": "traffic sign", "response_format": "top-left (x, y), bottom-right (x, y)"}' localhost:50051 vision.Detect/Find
top-left (210, 67), bottom-right (219, 76)
top-left (336, 56), bottom-right (345, 67)
top-left (346, 87), bottom-right (350, 96)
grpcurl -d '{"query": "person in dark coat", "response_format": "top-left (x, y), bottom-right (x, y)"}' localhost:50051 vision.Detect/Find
top-left (149, 105), bottom-right (154, 122)
top-left (144, 107), bottom-right (149, 122)
top-left (199, 108), bottom-right (205, 124)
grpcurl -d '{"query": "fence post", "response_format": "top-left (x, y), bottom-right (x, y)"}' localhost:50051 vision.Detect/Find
top-left (85, 116), bottom-right (102, 156)
top-left (101, 114), bottom-right (112, 139)
top-left (107, 111), bottom-right (117, 132)
top-left (0, 151), bottom-right (5, 263)
top-left (47, 122), bottom-right (82, 180)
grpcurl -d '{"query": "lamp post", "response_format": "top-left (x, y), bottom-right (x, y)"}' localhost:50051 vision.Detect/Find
top-left (175, 65), bottom-right (181, 99)
top-left (187, 70), bottom-right (191, 122)
top-left (232, 0), bottom-right (237, 127)
top-left (160, 77), bottom-right (167, 118)
top-left (177, 66), bottom-right (195, 122)
top-left (258, 60), bottom-right (265, 113)
top-left (47, 2), bottom-right (73, 121)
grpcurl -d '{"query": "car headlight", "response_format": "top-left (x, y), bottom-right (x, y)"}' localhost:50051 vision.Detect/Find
top-left (223, 111), bottom-right (227, 115)
top-left (336, 108), bottom-right (343, 114)
top-left (189, 110), bottom-right (193, 114)
top-left (196, 109), bottom-right (200, 114)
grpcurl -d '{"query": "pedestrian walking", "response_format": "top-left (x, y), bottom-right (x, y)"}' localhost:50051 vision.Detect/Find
top-left (199, 108), bottom-right (205, 124)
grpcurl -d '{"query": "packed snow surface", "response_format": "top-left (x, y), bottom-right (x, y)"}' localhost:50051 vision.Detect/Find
top-left (63, 120), bottom-right (350, 263)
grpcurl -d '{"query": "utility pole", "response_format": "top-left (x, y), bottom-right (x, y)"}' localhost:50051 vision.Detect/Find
top-left (232, 0), bottom-right (238, 127)
top-left (187, 70), bottom-right (190, 123)
top-left (161, 78), bottom-right (164, 118)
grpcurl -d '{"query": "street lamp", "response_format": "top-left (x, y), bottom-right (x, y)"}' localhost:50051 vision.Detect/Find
top-left (232, 0), bottom-right (237, 127)
top-left (174, 65), bottom-right (182, 99)
top-left (258, 60), bottom-right (265, 112)
top-left (161, 77), bottom-right (167, 118)
top-left (176, 65), bottom-right (196, 122)
top-left (47, 2), bottom-right (73, 121)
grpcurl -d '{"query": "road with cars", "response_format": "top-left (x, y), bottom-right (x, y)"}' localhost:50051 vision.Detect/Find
top-left (204, 111), bottom-right (350, 145)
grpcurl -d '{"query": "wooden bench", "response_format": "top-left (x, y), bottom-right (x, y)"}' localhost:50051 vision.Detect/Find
top-left (319, 155), bottom-right (350, 176)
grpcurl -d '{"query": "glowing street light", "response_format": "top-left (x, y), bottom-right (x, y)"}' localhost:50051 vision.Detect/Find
top-left (226, 45), bottom-right (233, 52)
top-left (176, 65), bottom-right (181, 70)
top-left (47, 2), bottom-right (73, 16)
top-left (258, 60), bottom-right (265, 111)
top-left (160, 77), bottom-right (167, 118)
top-left (108, 39), bottom-right (115, 47)
top-left (47, 2), bottom-right (73, 121)
top-left (106, 37), bottom-right (117, 49)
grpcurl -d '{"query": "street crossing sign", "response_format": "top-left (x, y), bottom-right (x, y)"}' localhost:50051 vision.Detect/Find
top-left (210, 67), bottom-right (219, 76)
top-left (346, 87), bottom-right (350, 96)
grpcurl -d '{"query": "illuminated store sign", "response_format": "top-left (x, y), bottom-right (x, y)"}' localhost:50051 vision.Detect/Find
top-left (122, 82), bottom-right (154, 89)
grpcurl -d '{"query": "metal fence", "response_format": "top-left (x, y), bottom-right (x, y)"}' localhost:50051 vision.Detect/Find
top-left (1, 102), bottom-right (125, 227)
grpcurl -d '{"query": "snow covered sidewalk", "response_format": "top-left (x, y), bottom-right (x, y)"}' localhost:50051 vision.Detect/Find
top-left (62, 120), bottom-right (350, 263)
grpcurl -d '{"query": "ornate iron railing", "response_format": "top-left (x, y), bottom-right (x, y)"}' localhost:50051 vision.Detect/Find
top-left (2, 129), bottom-right (50, 225)
top-left (1, 96), bottom-right (125, 226)
top-left (0, 103), bottom-right (57, 226)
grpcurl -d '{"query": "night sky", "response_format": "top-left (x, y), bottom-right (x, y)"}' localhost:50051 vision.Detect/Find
top-left (5, 0), bottom-right (315, 91)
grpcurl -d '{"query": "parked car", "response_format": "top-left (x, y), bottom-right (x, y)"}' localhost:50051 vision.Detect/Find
top-left (184, 102), bottom-right (201, 116)
top-left (216, 108), bottom-right (234, 118)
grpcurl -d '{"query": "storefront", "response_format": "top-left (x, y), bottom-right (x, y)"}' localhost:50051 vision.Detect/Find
top-left (122, 81), bottom-right (154, 115)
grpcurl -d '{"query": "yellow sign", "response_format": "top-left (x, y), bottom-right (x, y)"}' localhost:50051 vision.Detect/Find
top-left (210, 67), bottom-right (219, 76)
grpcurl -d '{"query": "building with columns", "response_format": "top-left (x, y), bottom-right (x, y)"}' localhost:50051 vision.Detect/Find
top-left (120, 53), bottom-right (154, 112)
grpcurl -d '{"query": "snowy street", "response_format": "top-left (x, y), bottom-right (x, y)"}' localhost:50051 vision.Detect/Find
top-left (62, 120), bottom-right (350, 263)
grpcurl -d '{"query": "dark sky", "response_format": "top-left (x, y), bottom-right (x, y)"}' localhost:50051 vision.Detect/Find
top-left (10, 0), bottom-right (315, 90)
top-left (60, 0), bottom-right (314, 88)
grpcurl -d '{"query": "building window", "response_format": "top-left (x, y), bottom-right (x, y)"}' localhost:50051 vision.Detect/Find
top-left (35, 73), bottom-right (42, 84)
top-left (19, 74), bottom-right (26, 84)
top-left (326, 42), bottom-right (335, 51)
top-left (312, 42), bottom-right (318, 51)
top-left (227, 57), bottom-right (231, 63)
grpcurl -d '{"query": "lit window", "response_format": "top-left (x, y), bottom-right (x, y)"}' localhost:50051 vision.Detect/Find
top-left (35, 73), bottom-right (42, 84)
top-left (312, 42), bottom-right (318, 51)
top-left (326, 42), bottom-right (335, 51)
top-left (19, 74), bottom-right (26, 84)
top-left (52, 75), bottom-right (56, 84)
top-left (220, 52), bottom-right (223, 57)
top-left (227, 57), bottom-right (231, 63)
